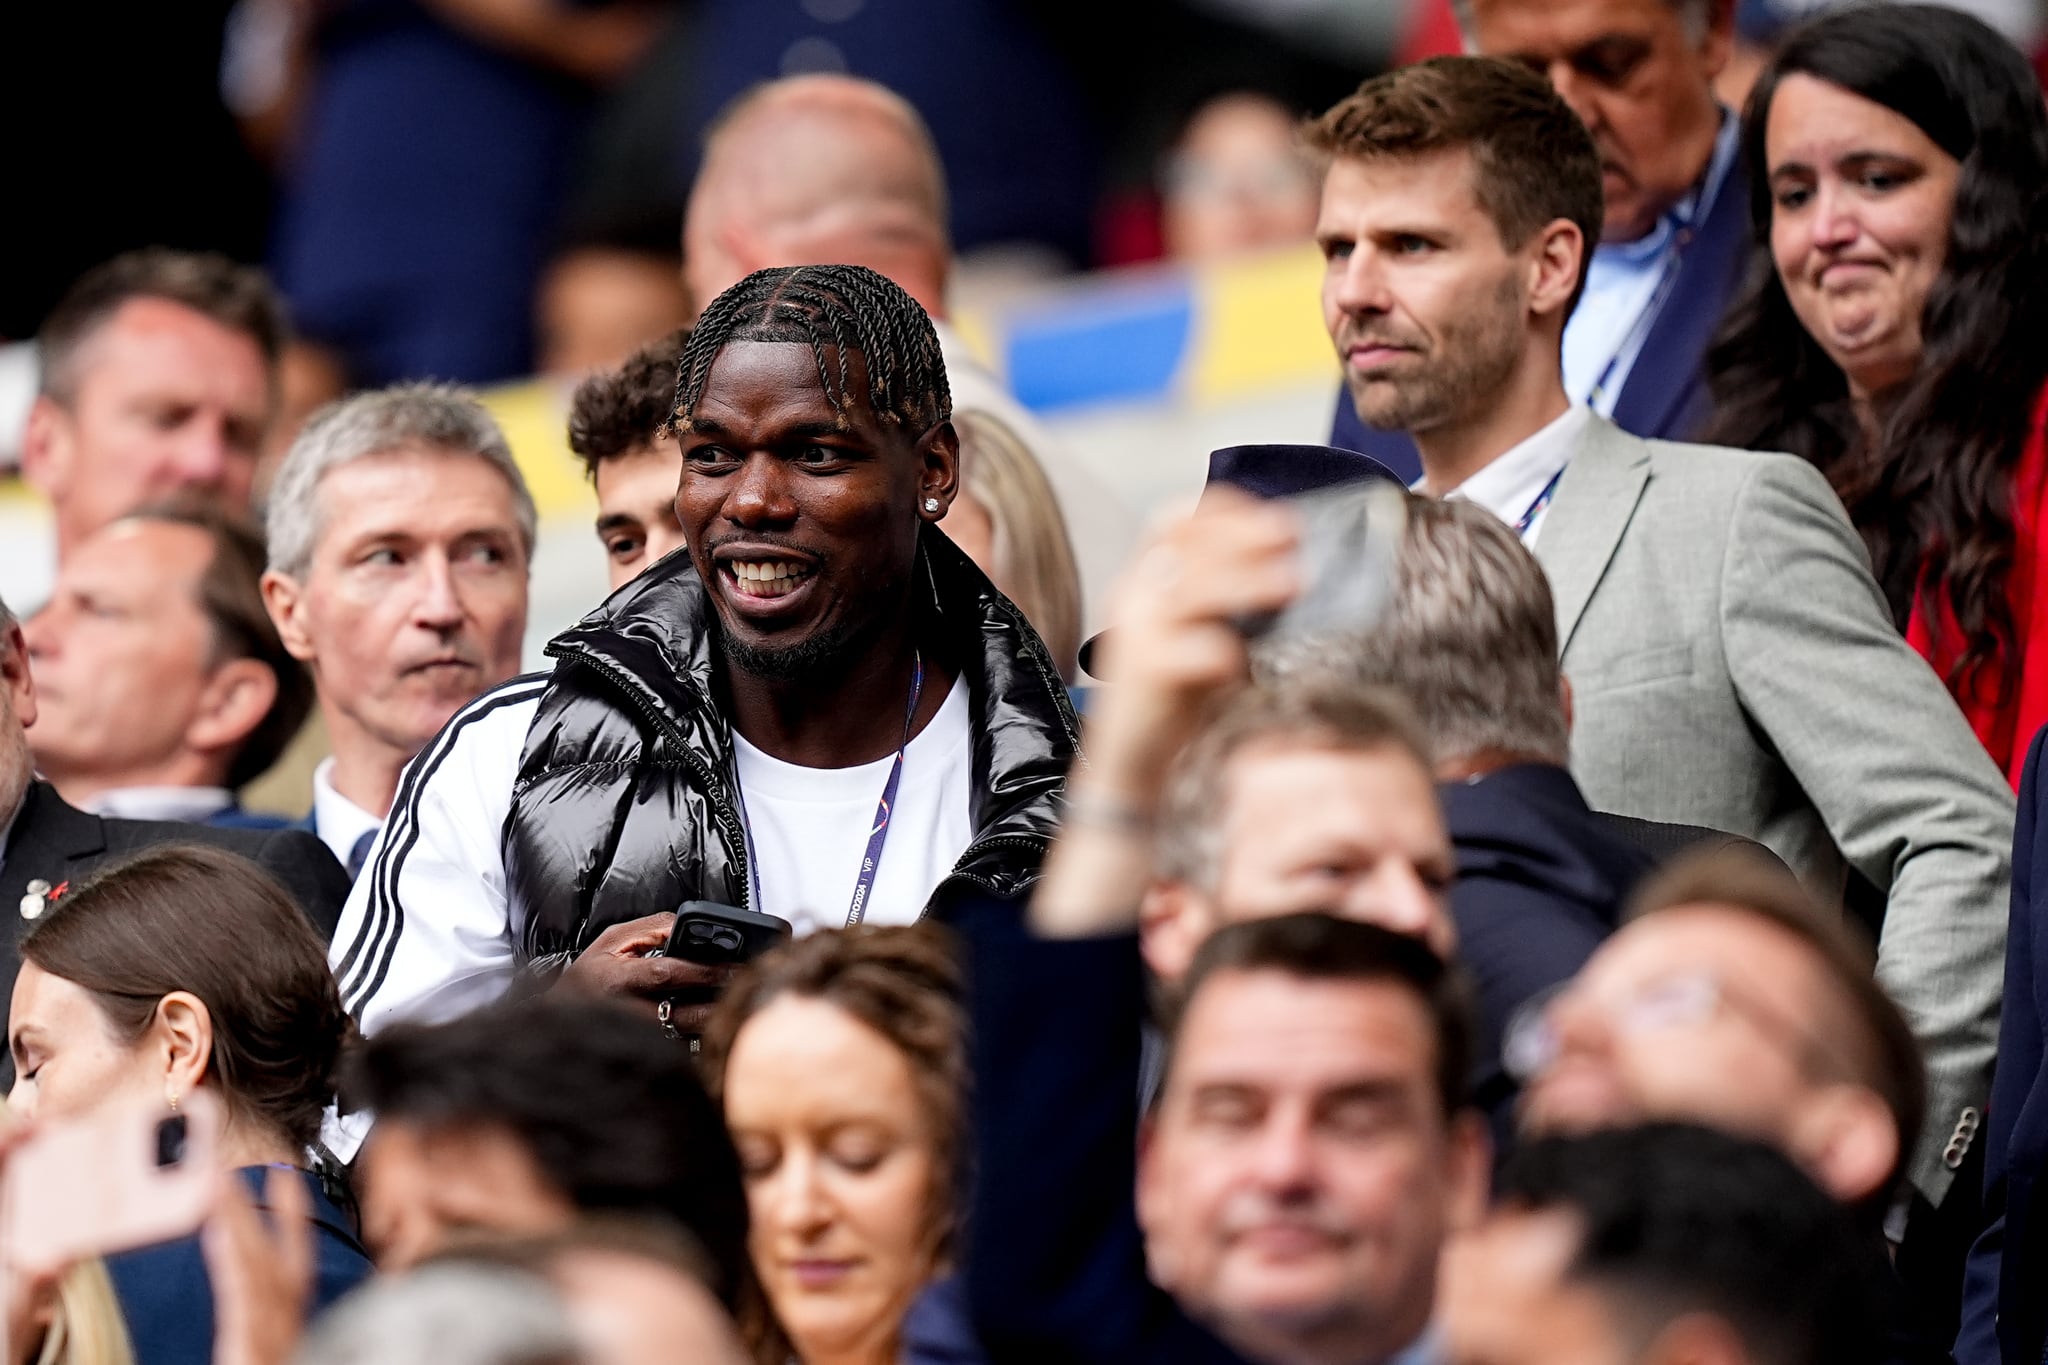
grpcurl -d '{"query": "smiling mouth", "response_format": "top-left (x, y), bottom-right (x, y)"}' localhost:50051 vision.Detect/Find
top-left (722, 558), bottom-right (815, 600)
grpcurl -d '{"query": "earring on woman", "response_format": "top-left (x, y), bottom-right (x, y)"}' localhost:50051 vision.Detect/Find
top-left (165, 1090), bottom-right (180, 1114)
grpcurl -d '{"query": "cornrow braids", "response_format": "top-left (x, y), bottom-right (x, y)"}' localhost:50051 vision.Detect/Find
top-left (668, 265), bottom-right (952, 439)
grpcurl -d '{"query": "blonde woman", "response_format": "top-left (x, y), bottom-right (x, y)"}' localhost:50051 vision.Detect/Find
top-left (944, 411), bottom-right (1083, 682)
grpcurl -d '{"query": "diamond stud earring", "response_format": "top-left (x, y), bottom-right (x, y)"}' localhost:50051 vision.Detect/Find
top-left (924, 497), bottom-right (940, 512)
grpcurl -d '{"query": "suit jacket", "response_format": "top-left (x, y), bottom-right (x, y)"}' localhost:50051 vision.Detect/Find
top-left (962, 900), bottom-right (1247, 1365)
top-left (1328, 140), bottom-right (1754, 482)
top-left (1958, 725), bottom-right (2048, 1365)
top-left (1440, 764), bottom-right (1657, 1140)
top-left (1537, 414), bottom-right (2016, 1207)
top-left (0, 782), bottom-right (350, 1039)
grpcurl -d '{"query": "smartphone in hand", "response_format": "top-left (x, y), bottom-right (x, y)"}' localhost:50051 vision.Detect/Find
top-left (660, 901), bottom-right (793, 966)
top-left (2, 1090), bottom-right (223, 1279)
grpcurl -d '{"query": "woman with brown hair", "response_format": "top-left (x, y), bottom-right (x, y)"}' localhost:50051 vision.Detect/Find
top-left (7, 843), bottom-right (370, 1364)
top-left (701, 927), bottom-right (968, 1365)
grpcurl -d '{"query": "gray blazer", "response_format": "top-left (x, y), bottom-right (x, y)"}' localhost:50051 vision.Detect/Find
top-left (1535, 413), bottom-right (2015, 1206)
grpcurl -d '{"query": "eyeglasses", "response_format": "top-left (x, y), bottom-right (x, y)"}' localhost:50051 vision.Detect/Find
top-left (1502, 967), bottom-right (1854, 1085)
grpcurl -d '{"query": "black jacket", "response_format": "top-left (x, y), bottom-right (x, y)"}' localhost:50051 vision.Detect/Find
top-left (503, 533), bottom-right (1081, 970)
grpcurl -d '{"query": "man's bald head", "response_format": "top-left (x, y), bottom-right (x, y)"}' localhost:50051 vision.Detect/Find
top-left (684, 75), bottom-right (951, 318)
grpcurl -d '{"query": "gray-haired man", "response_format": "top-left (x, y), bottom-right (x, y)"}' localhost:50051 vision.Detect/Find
top-left (260, 383), bottom-right (534, 877)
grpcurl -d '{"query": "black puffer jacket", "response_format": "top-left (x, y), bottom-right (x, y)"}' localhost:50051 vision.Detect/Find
top-left (505, 531), bottom-right (1080, 974)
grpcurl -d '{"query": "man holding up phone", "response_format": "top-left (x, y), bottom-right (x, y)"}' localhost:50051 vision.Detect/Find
top-left (331, 265), bottom-right (1078, 1039)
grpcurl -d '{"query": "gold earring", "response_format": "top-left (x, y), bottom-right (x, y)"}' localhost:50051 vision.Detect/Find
top-left (166, 1090), bottom-right (180, 1114)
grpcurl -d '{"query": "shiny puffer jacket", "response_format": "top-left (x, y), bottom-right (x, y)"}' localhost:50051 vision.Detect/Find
top-left (504, 532), bottom-right (1081, 974)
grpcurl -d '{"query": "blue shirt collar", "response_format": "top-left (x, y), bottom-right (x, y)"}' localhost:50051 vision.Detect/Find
top-left (1599, 106), bottom-right (1741, 266)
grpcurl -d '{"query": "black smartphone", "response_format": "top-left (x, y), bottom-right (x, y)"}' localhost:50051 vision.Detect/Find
top-left (661, 901), bottom-right (793, 965)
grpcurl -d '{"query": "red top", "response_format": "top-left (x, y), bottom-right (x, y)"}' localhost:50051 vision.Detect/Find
top-left (1907, 389), bottom-right (2048, 788)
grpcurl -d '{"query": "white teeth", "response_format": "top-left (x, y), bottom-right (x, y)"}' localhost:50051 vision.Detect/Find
top-left (729, 560), bottom-right (808, 584)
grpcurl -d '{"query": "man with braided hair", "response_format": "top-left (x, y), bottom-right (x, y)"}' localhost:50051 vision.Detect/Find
top-left (331, 264), bottom-right (1078, 1045)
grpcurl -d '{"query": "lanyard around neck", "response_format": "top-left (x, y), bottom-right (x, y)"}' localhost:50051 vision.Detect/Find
top-left (1585, 200), bottom-right (1704, 411)
top-left (733, 651), bottom-right (926, 928)
top-left (1514, 464), bottom-right (1568, 539)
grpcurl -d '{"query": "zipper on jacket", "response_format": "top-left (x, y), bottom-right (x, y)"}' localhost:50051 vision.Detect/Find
top-left (926, 833), bottom-right (1052, 921)
top-left (547, 643), bottom-right (755, 911)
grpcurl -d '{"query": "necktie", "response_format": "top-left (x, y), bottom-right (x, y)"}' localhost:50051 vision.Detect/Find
top-left (346, 829), bottom-right (378, 882)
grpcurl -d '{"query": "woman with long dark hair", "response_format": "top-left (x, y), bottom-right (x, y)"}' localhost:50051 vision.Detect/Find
top-left (1706, 3), bottom-right (2048, 783)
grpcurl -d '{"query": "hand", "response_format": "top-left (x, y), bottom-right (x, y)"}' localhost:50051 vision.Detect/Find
top-left (557, 913), bottom-right (739, 1029)
top-left (205, 1167), bottom-right (313, 1365)
top-left (1032, 491), bottom-right (1299, 938)
top-left (1083, 488), bottom-right (1301, 803)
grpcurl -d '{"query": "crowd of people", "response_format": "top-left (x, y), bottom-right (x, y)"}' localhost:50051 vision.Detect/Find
top-left (5, 1), bottom-right (2048, 1363)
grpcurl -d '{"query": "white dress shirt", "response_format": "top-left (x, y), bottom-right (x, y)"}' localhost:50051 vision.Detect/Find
top-left (82, 786), bottom-right (236, 823)
top-left (1441, 405), bottom-right (1592, 547)
top-left (311, 758), bottom-right (383, 869)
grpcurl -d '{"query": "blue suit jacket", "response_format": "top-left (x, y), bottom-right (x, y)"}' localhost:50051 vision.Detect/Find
top-left (1327, 151), bottom-right (1755, 482)
top-left (1959, 726), bottom-right (2048, 1365)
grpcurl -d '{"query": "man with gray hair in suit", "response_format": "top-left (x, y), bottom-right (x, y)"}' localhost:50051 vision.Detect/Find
top-left (258, 384), bottom-right (535, 878)
top-left (1304, 55), bottom-right (2012, 1233)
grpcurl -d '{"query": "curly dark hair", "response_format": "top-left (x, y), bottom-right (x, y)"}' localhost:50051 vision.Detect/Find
top-left (1705, 4), bottom-right (2048, 699)
top-left (666, 264), bottom-right (951, 440)
top-left (567, 327), bottom-right (690, 479)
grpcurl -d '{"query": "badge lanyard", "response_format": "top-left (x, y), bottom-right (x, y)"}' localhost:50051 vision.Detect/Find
top-left (733, 652), bottom-right (925, 929)
top-left (1584, 202), bottom-right (1702, 413)
top-left (1514, 465), bottom-right (1567, 540)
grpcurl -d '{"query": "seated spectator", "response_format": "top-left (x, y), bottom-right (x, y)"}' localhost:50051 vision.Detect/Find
top-left (8, 844), bottom-right (371, 1362)
top-left (347, 993), bottom-right (748, 1310)
top-left (0, 593), bottom-right (348, 1030)
top-left (942, 411), bottom-right (1083, 682)
top-left (703, 927), bottom-right (968, 1365)
top-left (566, 330), bottom-right (690, 592)
top-left (259, 384), bottom-right (533, 877)
top-left (1440, 1123), bottom-right (1886, 1365)
top-left (681, 73), bottom-right (1133, 630)
top-left (24, 505), bottom-right (311, 827)
top-left (1707, 4), bottom-right (2048, 784)
top-left (1305, 55), bottom-right (2011, 1213)
top-left (1513, 850), bottom-right (1924, 1216)
top-left (333, 265), bottom-right (1076, 1040)
top-left (1159, 90), bottom-right (1321, 263)
top-left (10, 249), bottom-right (287, 613)
top-left (967, 909), bottom-right (1487, 1364)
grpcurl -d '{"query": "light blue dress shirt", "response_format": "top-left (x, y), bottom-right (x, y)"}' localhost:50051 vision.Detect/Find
top-left (1561, 110), bottom-right (1743, 416)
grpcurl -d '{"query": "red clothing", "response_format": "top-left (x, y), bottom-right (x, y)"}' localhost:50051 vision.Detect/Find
top-left (1907, 391), bottom-right (2048, 787)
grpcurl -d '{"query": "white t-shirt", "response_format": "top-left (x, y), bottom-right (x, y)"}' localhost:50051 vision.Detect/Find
top-left (731, 675), bottom-right (975, 936)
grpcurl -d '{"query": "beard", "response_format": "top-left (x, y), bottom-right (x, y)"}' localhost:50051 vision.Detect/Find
top-left (1343, 275), bottom-right (1526, 435)
top-left (720, 611), bottom-right (870, 683)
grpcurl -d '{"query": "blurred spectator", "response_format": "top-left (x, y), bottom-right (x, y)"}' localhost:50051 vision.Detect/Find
top-left (1306, 494), bottom-right (1659, 1138)
top-left (24, 506), bottom-right (311, 827)
top-left (1158, 91), bottom-right (1321, 262)
top-left (1706, 5), bottom-right (2048, 785)
top-left (703, 927), bottom-right (969, 1365)
top-left (1512, 850), bottom-right (1924, 1214)
top-left (331, 267), bottom-right (1074, 1038)
top-left (270, 0), bottom-right (669, 387)
top-left (259, 384), bottom-right (533, 876)
top-left (968, 910), bottom-right (1487, 1363)
top-left (566, 330), bottom-right (689, 592)
top-left (454, 1222), bottom-right (752, 1365)
top-left (0, 593), bottom-right (349, 1033)
top-left (677, 1), bottom-right (1095, 268)
top-left (536, 234), bottom-right (691, 383)
top-left (10, 845), bottom-right (371, 1362)
top-left (682, 74), bottom-right (1133, 631)
top-left (943, 411), bottom-right (1083, 680)
top-left (1964, 726), bottom-right (2048, 1365)
top-left (291, 1262), bottom-right (585, 1365)
top-left (11, 250), bottom-right (287, 610)
top-left (1330, 0), bottom-right (1753, 482)
top-left (1307, 56), bottom-right (2011, 1211)
top-left (347, 993), bottom-right (749, 1310)
top-left (1440, 1123), bottom-right (1886, 1365)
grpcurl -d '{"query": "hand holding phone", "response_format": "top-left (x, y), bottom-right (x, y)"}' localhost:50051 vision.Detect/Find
top-left (660, 902), bottom-right (792, 966)
top-left (2, 1090), bottom-right (223, 1280)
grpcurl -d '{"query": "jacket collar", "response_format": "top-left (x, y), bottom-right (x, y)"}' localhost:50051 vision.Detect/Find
top-left (544, 532), bottom-right (1080, 869)
top-left (1532, 414), bottom-right (1654, 655)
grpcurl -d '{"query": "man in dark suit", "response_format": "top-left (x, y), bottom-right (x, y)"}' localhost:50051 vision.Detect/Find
top-left (1327, 0), bottom-right (1752, 482)
top-left (0, 594), bottom-right (348, 1046)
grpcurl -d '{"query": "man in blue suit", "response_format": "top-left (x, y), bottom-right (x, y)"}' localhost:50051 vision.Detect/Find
top-left (1329, 0), bottom-right (1750, 481)
top-left (1960, 723), bottom-right (2048, 1365)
